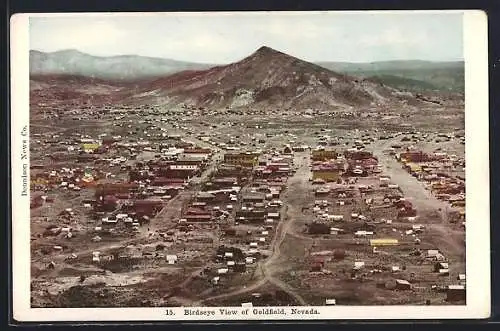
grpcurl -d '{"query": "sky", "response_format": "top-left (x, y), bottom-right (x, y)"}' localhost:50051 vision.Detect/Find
top-left (29, 11), bottom-right (464, 64)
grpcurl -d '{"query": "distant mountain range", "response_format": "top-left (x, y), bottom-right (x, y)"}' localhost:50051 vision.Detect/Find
top-left (29, 49), bottom-right (215, 81)
top-left (317, 60), bottom-right (464, 93)
top-left (30, 49), bottom-right (464, 93)
top-left (32, 46), bottom-right (461, 112)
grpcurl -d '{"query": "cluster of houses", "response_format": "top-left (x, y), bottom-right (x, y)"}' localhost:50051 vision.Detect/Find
top-left (31, 129), bottom-right (219, 237)
top-left (396, 149), bottom-right (465, 219)
top-left (177, 148), bottom-right (292, 225)
top-left (173, 148), bottom-right (295, 285)
top-left (305, 242), bottom-right (465, 302)
top-left (310, 148), bottom-right (382, 185)
top-left (88, 145), bottom-right (215, 231)
top-left (176, 152), bottom-right (255, 225)
top-left (308, 147), bottom-right (416, 236)
top-left (30, 166), bottom-right (105, 203)
top-left (129, 147), bottom-right (211, 182)
top-left (300, 145), bottom-right (465, 303)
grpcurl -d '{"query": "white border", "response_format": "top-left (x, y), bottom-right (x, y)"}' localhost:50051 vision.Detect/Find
top-left (13, 10), bottom-right (471, 17)
top-left (11, 10), bottom-right (490, 321)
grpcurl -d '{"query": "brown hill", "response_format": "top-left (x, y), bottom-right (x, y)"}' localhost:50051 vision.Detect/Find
top-left (127, 46), bottom-right (428, 110)
top-left (30, 47), bottom-right (449, 111)
top-left (30, 74), bottom-right (134, 106)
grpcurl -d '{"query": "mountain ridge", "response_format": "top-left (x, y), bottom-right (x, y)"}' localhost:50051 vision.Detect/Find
top-left (316, 60), bottom-right (464, 92)
top-left (30, 48), bottom-right (464, 92)
top-left (122, 45), bottom-right (436, 110)
top-left (30, 46), bottom-right (464, 110)
top-left (30, 49), bottom-right (216, 81)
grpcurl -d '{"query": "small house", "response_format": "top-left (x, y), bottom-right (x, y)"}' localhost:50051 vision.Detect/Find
top-left (217, 268), bottom-right (229, 275)
top-left (267, 212), bottom-right (280, 219)
top-left (325, 299), bottom-right (337, 306)
top-left (242, 193), bottom-right (266, 203)
top-left (395, 279), bottom-right (412, 290)
top-left (197, 192), bottom-right (216, 202)
top-left (330, 215), bottom-right (344, 221)
top-left (370, 238), bottom-right (399, 246)
top-left (427, 249), bottom-right (446, 261)
top-left (354, 231), bottom-right (374, 237)
top-left (412, 224), bottom-right (425, 232)
top-left (434, 262), bottom-right (449, 272)
top-left (439, 269), bottom-right (450, 276)
top-left (330, 227), bottom-right (343, 235)
top-left (353, 261), bottom-right (365, 270)
top-left (166, 255), bottom-right (178, 264)
top-left (427, 249), bottom-right (439, 257)
top-left (92, 251), bottom-right (100, 263)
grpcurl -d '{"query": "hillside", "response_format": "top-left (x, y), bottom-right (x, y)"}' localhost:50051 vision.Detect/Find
top-left (127, 46), bottom-right (431, 110)
top-left (316, 60), bottom-right (464, 93)
top-left (30, 49), bottom-right (464, 93)
top-left (30, 49), bottom-right (215, 81)
top-left (30, 47), bottom-right (464, 111)
top-left (367, 74), bottom-right (440, 92)
top-left (30, 74), bottom-right (132, 106)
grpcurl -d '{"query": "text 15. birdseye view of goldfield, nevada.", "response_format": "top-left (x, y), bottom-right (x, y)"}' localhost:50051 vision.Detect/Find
top-left (10, 10), bottom-right (490, 321)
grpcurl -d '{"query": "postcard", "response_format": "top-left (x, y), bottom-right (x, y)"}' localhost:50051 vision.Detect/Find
top-left (10, 10), bottom-right (490, 321)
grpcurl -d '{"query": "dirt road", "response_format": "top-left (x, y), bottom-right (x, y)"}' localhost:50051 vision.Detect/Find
top-left (369, 141), bottom-right (451, 214)
top-left (368, 140), bottom-right (465, 259)
top-left (262, 152), bottom-right (312, 304)
top-left (199, 152), bottom-right (310, 305)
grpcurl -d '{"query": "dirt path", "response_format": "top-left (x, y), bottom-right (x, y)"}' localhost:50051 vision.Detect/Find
top-left (148, 191), bottom-right (191, 230)
top-left (368, 140), bottom-right (465, 259)
top-left (261, 153), bottom-right (311, 304)
top-left (198, 152), bottom-right (310, 305)
top-left (371, 143), bottom-right (451, 214)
